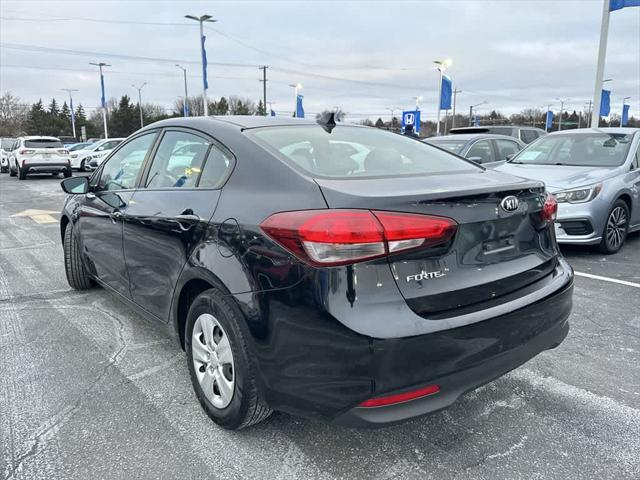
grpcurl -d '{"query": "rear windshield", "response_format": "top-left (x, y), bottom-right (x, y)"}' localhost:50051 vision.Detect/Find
top-left (24, 139), bottom-right (63, 149)
top-left (511, 133), bottom-right (633, 167)
top-left (425, 138), bottom-right (467, 154)
top-left (250, 125), bottom-right (481, 179)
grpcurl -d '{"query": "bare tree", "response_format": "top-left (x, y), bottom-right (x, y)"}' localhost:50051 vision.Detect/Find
top-left (0, 92), bottom-right (29, 136)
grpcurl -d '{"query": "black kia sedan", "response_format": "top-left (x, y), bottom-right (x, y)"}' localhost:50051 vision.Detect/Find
top-left (59, 116), bottom-right (573, 429)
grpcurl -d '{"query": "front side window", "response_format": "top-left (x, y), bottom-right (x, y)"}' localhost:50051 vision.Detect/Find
top-left (466, 140), bottom-right (495, 164)
top-left (250, 125), bottom-right (480, 179)
top-left (495, 139), bottom-right (521, 160)
top-left (511, 133), bottom-right (633, 167)
top-left (98, 133), bottom-right (156, 191)
top-left (145, 131), bottom-right (210, 189)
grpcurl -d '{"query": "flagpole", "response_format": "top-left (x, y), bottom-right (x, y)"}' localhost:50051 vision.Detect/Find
top-left (436, 67), bottom-right (443, 136)
top-left (591, 0), bottom-right (610, 128)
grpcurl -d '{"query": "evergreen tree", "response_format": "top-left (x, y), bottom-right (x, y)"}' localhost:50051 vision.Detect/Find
top-left (109, 95), bottom-right (139, 137)
top-left (256, 99), bottom-right (266, 116)
top-left (215, 97), bottom-right (229, 115)
top-left (26, 99), bottom-right (47, 134)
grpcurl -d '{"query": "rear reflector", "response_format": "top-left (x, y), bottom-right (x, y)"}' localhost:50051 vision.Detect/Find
top-left (359, 384), bottom-right (441, 408)
top-left (260, 209), bottom-right (457, 267)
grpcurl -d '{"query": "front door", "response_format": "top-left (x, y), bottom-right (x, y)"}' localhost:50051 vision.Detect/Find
top-left (123, 128), bottom-right (234, 321)
top-left (77, 132), bottom-right (158, 297)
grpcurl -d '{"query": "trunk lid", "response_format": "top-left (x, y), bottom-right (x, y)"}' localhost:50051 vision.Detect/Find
top-left (315, 170), bottom-right (558, 318)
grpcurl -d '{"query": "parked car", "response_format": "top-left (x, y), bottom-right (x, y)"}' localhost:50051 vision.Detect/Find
top-left (69, 138), bottom-right (124, 171)
top-left (424, 134), bottom-right (525, 167)
top-left (59, 116), bottom-right (573, 430)
top-left (1, 137), bottom-right (17, 173)
top-left (8, 136), bottom-right (71, 180)
top-left (449, 126), bottom-right (546, 144)
top-left (58, 136), bottom-right (78, 147)
top-left (497, 127), bottom-right (640, 253)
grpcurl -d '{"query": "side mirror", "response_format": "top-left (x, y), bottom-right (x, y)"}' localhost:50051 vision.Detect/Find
top-left (467, 156), bottom-right (483, 164)
top-left (60, 176), bottom-right (89, 194)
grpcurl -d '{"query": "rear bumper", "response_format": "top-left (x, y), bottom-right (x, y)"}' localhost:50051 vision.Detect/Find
top-left (22, 162), bottom-right (70, 173)
top-left (335, 279), bottom-right (572, 426)
top-left (238, 259), bottom-right (573, 426)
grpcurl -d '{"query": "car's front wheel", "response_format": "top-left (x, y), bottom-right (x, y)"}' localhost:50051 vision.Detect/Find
top-left (185, 288), bottom-right (272, 430)
top-left (599, 199), bottom-right (629, 254)
top-left (63, 223), bottom-right (94, 290)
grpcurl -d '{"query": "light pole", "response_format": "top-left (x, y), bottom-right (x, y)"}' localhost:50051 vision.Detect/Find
top-left (61, 88), bottom-right (78, 139)
top-left (433, 59), bottom-right (452, 135)
top-left (556, 97), bottom-right (570, 131)
top-left (175, 64), bottom-right (189, 117)
top-left (289, 83), bottom-right (302, 117)
top-left (451, 88), bottom-right (461, 128)
top-left (185, 14), bottom-right (217, 117)
top-left (132, 82), bottom-right (147, 128)
top-left (469, 101), bottom-right (487, 126)
top-left (412, 96), bottom-right (423, 110)
top-left (89, 62), bottom-right (110, 138)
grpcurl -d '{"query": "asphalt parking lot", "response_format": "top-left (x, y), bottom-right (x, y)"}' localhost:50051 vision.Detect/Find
top-left (1, 173), bottom-right (638, 480)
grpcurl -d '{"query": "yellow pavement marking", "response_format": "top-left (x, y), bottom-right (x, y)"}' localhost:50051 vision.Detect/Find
top-left (10, 209), bottom-right (59, 224)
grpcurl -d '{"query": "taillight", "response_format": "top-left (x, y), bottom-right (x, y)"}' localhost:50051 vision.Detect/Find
top-left (541, 193), bottom-right (558, 223)
top-left (19, 149), bottom-right (35, 155)
top-left (260, 209), bottom-right (457, 267)
top-left (359, 384), bottom-right (441, 408)
top-left (58, 149), bottom-right (69, 155)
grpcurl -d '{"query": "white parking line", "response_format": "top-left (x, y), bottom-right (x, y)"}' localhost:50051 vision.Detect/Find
top-left (574, 271), bottom-right (640, 289)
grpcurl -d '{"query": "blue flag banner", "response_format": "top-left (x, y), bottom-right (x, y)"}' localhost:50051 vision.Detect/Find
top-left (621, 104), bottom-right (630, 126)
top-left (201, 35), bottom-right (208, 90)
top-left (184, 101), bottom-right (189, 117)
top-left (100, 74), bottom-right (106, 108)
top-left (610, 0), bottom-right (640, 11)
top-left (440, 75), bottom-right (452, 110)
top-left (473, 115), bottom-right (480, 127)
top-left (600, 89), bottom-right (611, 116)
top-left (296, 94), bottom-right (304, 118)
top-left (546, 110), bottom-right (554, 130)
top-left (270, 109), bottom-right (276, 117)
top-left (401, 110), bottom-right (421, 134)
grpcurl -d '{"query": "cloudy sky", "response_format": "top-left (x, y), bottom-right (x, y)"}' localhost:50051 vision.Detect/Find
top-left (1, 0), bottom-right (639, 122)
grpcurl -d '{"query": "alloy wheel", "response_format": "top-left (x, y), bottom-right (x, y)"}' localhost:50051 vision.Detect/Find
top-left (192, 313), bottom-right (235, 408)
top-left (606, 206), bottom-right (627, 251)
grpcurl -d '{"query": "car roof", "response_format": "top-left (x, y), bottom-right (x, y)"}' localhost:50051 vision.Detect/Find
top-left (548, 127), bottom-right (639, 136)
top-left (147, 115), bottom-right (346, 132)
top-left (426, 134), bottom-right (523, 141)
top-left (21, 136), bottom-right (61, 140)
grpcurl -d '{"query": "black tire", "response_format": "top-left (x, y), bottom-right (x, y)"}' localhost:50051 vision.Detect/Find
top-left (185, 288), bottom-right (272, 430)
top-left (598, 199), bottom-right (629, 254)
top-left (9, 163), bottom-right (17, 177)
top-left (18, 166), bottom-right (26, 180)
top-left (63, 223), bottom-right (94, 290)
top-left (63, 168), bottom-right (72, 178)
top-left (80, 159), bottom-right (85, 172)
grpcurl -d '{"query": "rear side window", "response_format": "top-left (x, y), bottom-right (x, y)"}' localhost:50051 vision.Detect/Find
top-left (198, 144), bottom-right (234, 188)
top-left (495, 139), bottom-right (522, 160)
top-left (251, 125), bottom-right (480, 179)
top-left (24, 139), bottom-right (63, 148)
top-left (466, 140), bottom-right (495, 164)
top-left (145, 131), bottom-right (210, 189)
top-left (521, 130), bottom-right (538, 144)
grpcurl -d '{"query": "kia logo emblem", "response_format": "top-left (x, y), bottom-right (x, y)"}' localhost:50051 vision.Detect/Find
top-left (500, 196), bottom-right (519, 212)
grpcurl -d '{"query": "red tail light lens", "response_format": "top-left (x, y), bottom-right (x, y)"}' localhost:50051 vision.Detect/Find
top-left (541, 193), bottom-right (558, 223)
top-left (260, 209), bottom-right (457, 267)
top-left (359, 384), bottom-right (441, 408)
top-left (19, 149), bottom-right (35, 155)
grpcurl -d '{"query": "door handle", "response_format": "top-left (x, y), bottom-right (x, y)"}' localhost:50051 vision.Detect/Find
top-left (175, 213), bottom-right (200, 222)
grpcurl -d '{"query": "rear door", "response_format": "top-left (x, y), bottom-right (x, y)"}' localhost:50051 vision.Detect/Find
top-left (123, 128), bottom-right (234, 321)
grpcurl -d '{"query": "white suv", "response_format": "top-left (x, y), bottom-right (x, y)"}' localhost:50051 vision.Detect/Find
top-left (1, 138), bottom-right (16, 173)
top-left (69, 138), bottom-right (124, 171)
top-left (8, 136), bottom-right (72, 180)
